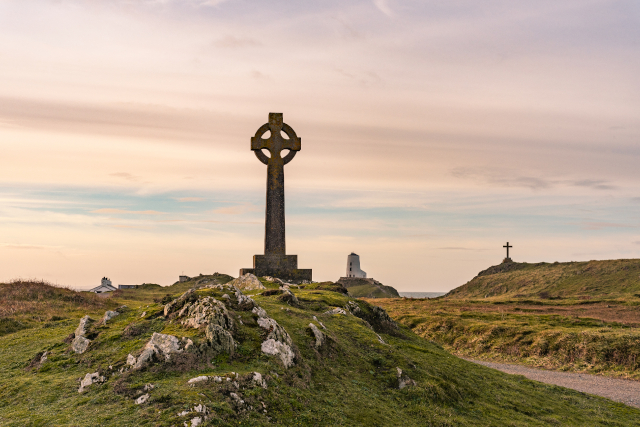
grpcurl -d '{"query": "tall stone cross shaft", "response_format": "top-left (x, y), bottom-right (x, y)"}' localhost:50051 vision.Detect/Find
top-left (240, 113), bottom-right (312, 282)
top-left (251, 113), bottom-right (300, 254)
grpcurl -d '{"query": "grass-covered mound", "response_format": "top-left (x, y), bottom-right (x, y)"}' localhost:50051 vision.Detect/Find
top-left (0, 280), bottom-right (114, 336)
top-left (446, 259), bottom-right (640, 300)
top-left (373, 297), bottom-right (640, 380)
top-left (337, 277), bottom-right (400, 298)
top-left (1, 278), bottom-right (639, 426)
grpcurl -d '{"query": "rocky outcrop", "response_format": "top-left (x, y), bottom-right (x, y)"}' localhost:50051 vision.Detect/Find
top-left (226, 274), bottom-right (265, 291)
top-left (308, 323), bottom-right (325, 349)
top-left (235, 289), bottom-right (256, 311)
top-left (253, 306), bottom-right (295, 368)
top-left (164, 289), bottom-right (198, 317)
top-left (179, 296), bottom-right (233, 330)
top-left (163, 290), bottom-right (237, 359)
top-left (345, 301), bottom-right (399, 335)
top-left (129, 332), bottom-right (184, 369)
top-left (205, 324), bottom-right (236, 356)
top-left (78, 372), bottom-right (104, 393)
top-left (71, 315), bottom-right (94, 354)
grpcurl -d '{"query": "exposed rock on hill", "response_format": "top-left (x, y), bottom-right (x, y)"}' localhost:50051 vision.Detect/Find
top-left (226, 273), bottom-right (265, 291)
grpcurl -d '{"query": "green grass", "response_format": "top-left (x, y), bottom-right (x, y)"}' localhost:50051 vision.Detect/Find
top-left (1, 279), bottom-right (640, 425)
top-left (375, 297), bottom-right (640, 380)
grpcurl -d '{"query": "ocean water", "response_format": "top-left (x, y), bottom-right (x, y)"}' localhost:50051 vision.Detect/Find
top-left (398, 292), bottom-right (447, 299)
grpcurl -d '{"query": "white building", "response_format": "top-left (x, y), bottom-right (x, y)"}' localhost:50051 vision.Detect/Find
top-left (346, 253), bottom-right (367, 278)
top-left (89, 277), bottom-right (116, 293)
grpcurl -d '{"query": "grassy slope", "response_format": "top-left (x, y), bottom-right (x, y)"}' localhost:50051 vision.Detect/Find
top-left (1, 280), bottom-right (639, 425)
top-left (373, 298), bottom-right (640, 380)
top-left (339, 279), bottom-right (400, 299)
top-left (447, 259), bottom-right (640, 300)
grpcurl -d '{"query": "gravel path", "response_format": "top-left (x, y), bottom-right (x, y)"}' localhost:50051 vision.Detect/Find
top-left (467, 359), bottom-right (640, 408)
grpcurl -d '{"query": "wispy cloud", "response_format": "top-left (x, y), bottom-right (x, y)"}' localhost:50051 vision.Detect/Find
top-left (212, 203), bottom-right (258, 215)
top-left (91, 208), bottom-right (166, 215)
top-left (1, 243), bottom-right (62, 250)
top-left (451, 167), bottom-right (552, 190)
top-left (582, 222), bottom-right (635, 230)
top-left (110, 172), bottom-right (142, 182)
top-left (373, 0), bottom-right (393, 17)
top-left (572, 180), bottom-right (616, 190)
top-left (175, 197), bottom-right (204, 202)
top-left (213, 35), bottom-right (261, 49)
top-left (451, 168), bottom-right (617, 191)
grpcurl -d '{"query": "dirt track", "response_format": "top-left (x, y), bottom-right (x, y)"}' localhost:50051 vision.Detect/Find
top-left (468, 359), bottom-right (640, 408)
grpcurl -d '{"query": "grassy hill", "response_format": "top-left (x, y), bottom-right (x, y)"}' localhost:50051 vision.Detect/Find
top-left (337, 277), bottom-right (400, 298)
top-left (446, 259), bottom-right (640, 300)
top-left (1, 277), bottom-right (639, 426)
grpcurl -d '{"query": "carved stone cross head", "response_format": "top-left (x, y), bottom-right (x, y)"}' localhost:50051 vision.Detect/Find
top-left (251, 113), bottom-right (301, 165)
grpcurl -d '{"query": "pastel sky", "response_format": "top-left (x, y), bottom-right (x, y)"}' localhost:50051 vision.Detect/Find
top-left (0, 0), bottom-right (639, 292)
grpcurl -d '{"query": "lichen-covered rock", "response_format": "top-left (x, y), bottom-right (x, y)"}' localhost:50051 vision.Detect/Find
top-left (345, 301), bottom-right (362, 316)
top-left (127, 353), bottom-right (136, 366)
top-left (312, 315), bottom-right (327, 330)
top-left (78, 372), bottom-right (104, 393)
top-left (252, 372), bottom-right (267, 389)
top-left (235, 289), bottom-right (256, 311)
top-left (135, 393), bottom-right (150, 404)
top-left (278, 290), bottom-right (299, 306)
top-left (101, 310), bottom-right (119, 324)
top-left (75, 315), bottom-right (93, 337)
top-left (257, 316), bottom-right (292, 345)
top-left (226, 273), bottom-right (265, 291)
top-left (164, 289), bottom-right (198, 317)
top-left (345, 301), bottom-right (400, 335)
top-left (180, 296), bottom-right (233, 330)
top-left (308, 323), bottom-right (325, 349)
top-left (132, 332), bottom-right (183, 369)
top-left (253, 304), bottom-right (295, 367)
top-left (188, 376), bottom-right (209, 384)
top-left (205, 324), bottom-right (236, 356)
top-left (72, 336), bottom-right (91, 354)
top-left (396, 367), bottom-right (417, 389)
top-left (252, 306), bottom-right (267, 318)
top-left (261, 339), bottom-right (295, 368)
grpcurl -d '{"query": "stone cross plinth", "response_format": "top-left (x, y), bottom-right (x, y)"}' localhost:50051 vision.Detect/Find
top-left (240, 113), bottom-right (312, 282)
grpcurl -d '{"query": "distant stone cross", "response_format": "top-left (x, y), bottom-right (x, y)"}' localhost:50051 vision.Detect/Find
top-left (251, 113), bottom-right (301, 255)
top-left (503, 242), bottom-right (512, 259)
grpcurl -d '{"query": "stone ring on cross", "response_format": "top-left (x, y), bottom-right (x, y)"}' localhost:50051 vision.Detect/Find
top-left (251, 113), bottom-right (301, 165)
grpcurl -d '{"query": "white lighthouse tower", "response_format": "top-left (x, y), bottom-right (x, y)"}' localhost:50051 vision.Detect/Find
top-left (346, 253), bottom-right (367, 278)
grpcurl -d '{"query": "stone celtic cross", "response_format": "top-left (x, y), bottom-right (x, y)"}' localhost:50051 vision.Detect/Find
top-left (251, 112), bottom-right (301, 255)
top-left (240, 113), bottom-right (312, 282)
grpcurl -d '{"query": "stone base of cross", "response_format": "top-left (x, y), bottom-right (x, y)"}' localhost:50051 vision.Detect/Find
top-left (240, 113), bottom-right (312, 283)
top-left (240, 255), bottom-right (312, 282)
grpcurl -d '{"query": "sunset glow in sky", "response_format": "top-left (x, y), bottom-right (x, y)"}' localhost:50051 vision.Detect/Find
top-left (1, 0), bottom-right (639, 291)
